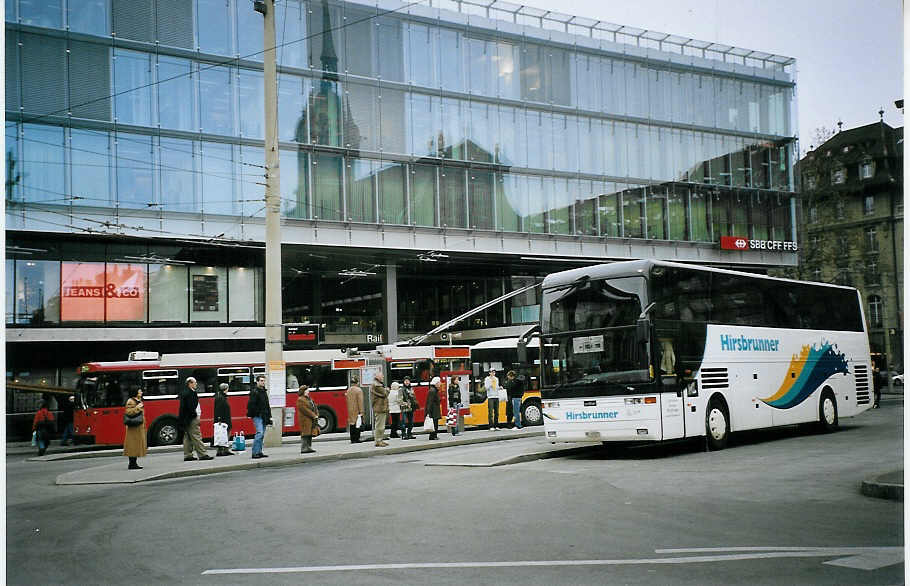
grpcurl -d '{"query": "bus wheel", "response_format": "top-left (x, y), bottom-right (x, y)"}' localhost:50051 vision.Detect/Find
top-left (151, 418), bottom-right (180, 446)
top-left (522, 401), bottom-right (543, 426)
top-left (705, 399), bottom-right (729, 451)
top-left (317, 408), bottom-right (335, 434)
top-left (818, 390), bottom-right (839, 432)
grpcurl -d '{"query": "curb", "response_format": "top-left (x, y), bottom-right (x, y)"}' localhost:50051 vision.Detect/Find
top-left (860, 471), bottom-right (904, 501)
top-left (55, 429), bottom-right (544, 485)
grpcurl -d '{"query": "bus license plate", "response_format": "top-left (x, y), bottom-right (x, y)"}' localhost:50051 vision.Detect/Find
top-left (585, 431), bottom-right (601, 439)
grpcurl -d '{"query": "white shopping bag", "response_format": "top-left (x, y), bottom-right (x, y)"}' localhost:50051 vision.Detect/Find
top-left (355, 414), bottom-right (363, 429)
top-left (423, 415), bottom-right (435, 432)
top-left (213, 422), bottom-right (229, 446)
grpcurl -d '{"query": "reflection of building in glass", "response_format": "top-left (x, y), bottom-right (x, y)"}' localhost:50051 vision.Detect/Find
top-left (6, 0), bottom-right (802, 383)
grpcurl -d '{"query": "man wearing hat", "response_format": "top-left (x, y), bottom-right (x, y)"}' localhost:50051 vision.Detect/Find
top-left (370, 372), bottom-right (389, 447)
top-left (484, 368), bottom-right (501, 430)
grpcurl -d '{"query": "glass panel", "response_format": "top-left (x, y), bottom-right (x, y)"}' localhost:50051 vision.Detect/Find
top-left (622, 186), bottom-right (644, 238)
top-left (200, 141), bottom-right (234, 215)
top-left (711, 190), bottom-right (731, 240)
top-left (346, 158), bottom-right (376, 223)
top-left (308, 0), bottom-right (342, 74)
top-left (68, 0), bottom-right (109, 36)
top-left (190, 266), bottom-right (227, 322)
top-left (496, 173), bottom-right (522, 232)
top-left (60, 261), bottom-right (105, 322)
top-left (344, 4), bottom-right (374, 77)
top-left (440, 98), bottom-right (464, 160)
top-left (466, 101), bottom-right (495, 163)
top-left (526, 110), bottom-right (552, 170)
top-left (732, 190), bottom-right (749, 236)
top-left (378, 161), bottom-right (406, 224)
top-left (238, 68), bottom-right (264, 139)
top-left (579, 117), bottom-right (603, 175)
top-left (599, 185), bottom-right (620, 238)
top-left (275, 0), bottom-right (307, 69)
top-left (149, 264), bottom-right (188, 323)
top-left (309, 77), bottom-right (343, 147)
top-left (647, 187), bottom-right (667, 239)
top-left (771, 194), bottom-right (791, 241)
top-left (228, 267), bottom-right (262, 322)
top-left (159, 137), bottom-right (196, 212)
top-left (408, 93), bottom-right (438, 157)
top-left (408, 23), bottom-right (437, 87)
top-left (115, 133), bottom-right (154, 209)
top-left (239, 145), bottom-right (265, 218)
top-left (20, 0), bottom-right (61, 28)
top-left (553, 114), bottom-right (578, 173)
top-left (278, 73), bottom-right (309, 142)
top-left (199, 64), bottom-right (235, 136)
top-left (668, 185), bottom-right (686, 241)
top-left (6, 259), bottom-right (14, 325)
top-left (105, 263), bottom-right (146, 322)
top-left (237, 0), bottom-right (263, 62)
top-left (280, 148), bottom-right (308, 218)
top-left (466, 37), bottom-right (493, 97)
top-left (71, 129), bottom-right (112, 207)
top-left (377, 16), bottom-right (404, 82)
top-left (439, 28), bottom-right (463, 92)
top-left (22, 124), bottom-right (64, 203)
top-left (547, 177), bottom-right (571, 235)
top-left (115, 49), bottom-right (153, 126)
top-left (496, 41), bottom-right (519, 99)
top-left (312, 152), bottom-right (342, 221)
top-left (610, 122), bottom-right (629, 178)
top-left (14, 259), bottom-right (60, 324)
top-left (497, 105), bottom-right (525, 167)
top-left (549, 47), bottom-right (571, 106)
top-left (440, 165), bottom-right (466, 228)
top-left (409, 163), bottom-right (437, 227)
top-left (157, 56), bottom-right (196, 132)
top-left (751, 191), bottom-right (770, 240)
top-left (468, 169), bottom-right (494, 230)
top-left (197, 0), bottom-right (232, 56)
top-left (689, 187), bottom-right (710, 242)
top-left (603, 59), bottom-right (627, 116)
top-left (526, 175), bottom-right (546, 234)
top-left (379, 88), bottom-right (406, 155)
top-left (574, 179), bottom-right (598, 236)
top-left (5, 123), bottom-right (20, 201)
top-left (520, 43), bottom-right (544, 103)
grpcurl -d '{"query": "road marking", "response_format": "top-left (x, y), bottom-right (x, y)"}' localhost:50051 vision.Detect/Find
top-left (202, 547), bottom-right (904, 575)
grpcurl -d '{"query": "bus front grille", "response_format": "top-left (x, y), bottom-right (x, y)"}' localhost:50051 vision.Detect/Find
top-left (854, 364), bottom-right (870, 405)
top-left (700, 368), bottom-right (729, 390)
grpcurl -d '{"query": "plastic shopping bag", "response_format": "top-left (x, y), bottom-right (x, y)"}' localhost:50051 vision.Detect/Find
top-left (355, 414), bottom-right (363, 429)
top-left (213, 422), bottom-right (229, 447)
top-left (31, 431), bottom-right (37, 447)
top-left (423, 415), bottom-right (435, 433)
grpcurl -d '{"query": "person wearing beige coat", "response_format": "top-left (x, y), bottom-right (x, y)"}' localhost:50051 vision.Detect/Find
top-left (297, 386), bottom-right (318, 454)
top-left (371, 372), bottom-right (389, 447)
top-left (122, 387), bottom-right (147, 470)
top-left (345, 378), bottom-right (364, 444)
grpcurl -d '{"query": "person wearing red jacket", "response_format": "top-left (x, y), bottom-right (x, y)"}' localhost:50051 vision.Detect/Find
top-left (32, 400), bottom-right (55, 456)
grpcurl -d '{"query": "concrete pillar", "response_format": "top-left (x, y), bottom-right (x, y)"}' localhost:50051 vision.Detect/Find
top-left (384, 264), bottom-right (398, 344)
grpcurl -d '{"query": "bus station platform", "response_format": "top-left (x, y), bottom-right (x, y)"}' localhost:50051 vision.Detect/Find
top-left (46, 426), bottom-right (543, 485)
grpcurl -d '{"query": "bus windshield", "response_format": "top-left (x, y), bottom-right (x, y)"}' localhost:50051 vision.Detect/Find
top-left (541, 276), bottom-right (650, 396)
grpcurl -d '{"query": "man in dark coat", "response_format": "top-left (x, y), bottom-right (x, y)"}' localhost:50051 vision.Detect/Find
top-left (213, 383), bottom-right (233, 456)
top-left (246, 375), bottom-right (273, 459)
top-left (425, 377), bottom-right (441, 440)
top-left (179, 377), bottom-right (213, 461)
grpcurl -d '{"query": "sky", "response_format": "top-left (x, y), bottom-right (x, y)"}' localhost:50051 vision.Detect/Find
top-left (514, 0), bottom-right (904, 153)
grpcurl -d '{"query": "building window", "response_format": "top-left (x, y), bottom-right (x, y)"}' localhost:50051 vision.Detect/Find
top-left (835, 199), bottom-right (845, 220)
top-left (808, 205), bottom-right (818, 224)
top-left (868, 295), bottom-right (883, 327)
top-left (835, 268), bottom-right (850, 286)
top-left (865, 226), bottom-right (878, 251)
top-left (864, 195), bottom-right (875, 215)
top-left (838, 234), bottom-right (850, 254)
top-left (811, 267), bottom-right (822, 282)
top-left (805, 174), bottom-right (817, 190)
top-left (831, 167), bottom-right (846, 185)
top-left (861, 161), bottom-right (875, 179)
top-left (865, 258), bottom-right (880, 285)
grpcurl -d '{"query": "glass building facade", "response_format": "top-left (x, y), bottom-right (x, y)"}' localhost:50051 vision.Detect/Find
top-left (5, 0), bottom-right (799, 372)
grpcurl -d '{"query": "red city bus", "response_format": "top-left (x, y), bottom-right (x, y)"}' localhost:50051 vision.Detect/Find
top-left (74, 345), bottom-right (471, 446)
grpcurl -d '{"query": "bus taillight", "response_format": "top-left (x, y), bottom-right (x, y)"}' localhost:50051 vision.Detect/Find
top-left (644, 397), bottom-right (657, 404)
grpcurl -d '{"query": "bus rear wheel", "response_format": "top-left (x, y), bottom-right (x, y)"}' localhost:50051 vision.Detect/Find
top-left (522, 401), bottom-right (543, 426)
top-left (317, 408), bottom-right (335, 434)
top-left (705, 399), bottom-right (729, 451)
top-left (818, 391), bottom-right (838, 432)
top-left (151, 418), bottom-right (180, 446)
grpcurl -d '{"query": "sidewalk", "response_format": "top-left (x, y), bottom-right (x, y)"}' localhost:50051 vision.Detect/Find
top-left (49, 427), bottom-right (542, 485)
top-left (861, 470), bottom-right (904, 501)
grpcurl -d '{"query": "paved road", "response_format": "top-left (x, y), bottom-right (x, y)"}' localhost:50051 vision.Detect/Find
top-left (7, 399), bottom-right (903, 585)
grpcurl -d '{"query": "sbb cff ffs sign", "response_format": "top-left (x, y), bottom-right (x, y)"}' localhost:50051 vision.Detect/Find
top-left (720, 236), bottom-right (798, 252)
top-left (284, 323), bottom-right (321, 348)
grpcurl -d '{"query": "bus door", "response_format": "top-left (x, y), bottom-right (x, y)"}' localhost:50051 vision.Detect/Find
top-left (657, 337), bottom-right (686, 440)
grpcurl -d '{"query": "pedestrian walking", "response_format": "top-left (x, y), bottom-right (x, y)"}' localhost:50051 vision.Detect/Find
top-left (59, 394), bottom-right (75, 446)
top-left (388, 381), bottom-right (402, 438)
top-left (425, 376), bottom-right (441, 440)
top-left (399, 377), bottom-right (416, 439)
top-left (247, 375), bottom-right (272, 459)
top-left (123, 387), bottom-right (147, 470)
top-left (297, 385), bottom-right (318, 454)
top-left (484, 369), bottom-right (501, 429)
top-left (213, 383), bottom-right (233, 456)
top-left (371, 372), bottom-right (389, 447)
top-left (345, 376), bottom-right (365, 443)
top-left (179, 377), bottom-right (213, 461)
top-left (505, 370), bottom-right (525, 429)
top-left (32, 399), bottom-right (55, 456)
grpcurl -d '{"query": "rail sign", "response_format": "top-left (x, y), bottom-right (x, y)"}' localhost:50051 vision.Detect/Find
top-left (720, 236), bottom-right (798, 252)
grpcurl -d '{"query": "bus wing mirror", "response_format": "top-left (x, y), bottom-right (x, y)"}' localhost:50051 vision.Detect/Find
top-left (636, 317), bottom-right (651, 344)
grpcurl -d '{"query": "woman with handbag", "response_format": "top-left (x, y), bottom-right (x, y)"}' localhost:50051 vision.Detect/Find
top-left (122, 387), bottom-right (147, 470)
top-left (425, 377), bottom-right (441, 440)
top-left (297, 385), bottom-right (319, 454)
top-left (213, 383), bottom-right (234, 456)
top-left (31, 399), bottom-right (55, 456)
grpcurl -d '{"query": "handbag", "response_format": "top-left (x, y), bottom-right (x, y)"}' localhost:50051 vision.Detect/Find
top-left (311, 419), bottom-right (321, 437)
top-left (123, 411), bottom-right (144, 427)
top-left (31, 430), bottom-right (37, 447)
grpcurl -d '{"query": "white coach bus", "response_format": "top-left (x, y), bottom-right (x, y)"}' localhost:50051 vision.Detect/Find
top-left (540, 260), bottom-right (873, 449)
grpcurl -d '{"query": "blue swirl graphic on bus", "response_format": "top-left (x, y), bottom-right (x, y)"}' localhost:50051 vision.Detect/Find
top-left (761, 342), bottom-right (849, 409)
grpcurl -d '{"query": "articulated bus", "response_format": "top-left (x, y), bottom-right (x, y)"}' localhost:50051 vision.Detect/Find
top-left (75, 345), bottom-right (470, 446)
top-left (540, 260), bottom-right (873, 449)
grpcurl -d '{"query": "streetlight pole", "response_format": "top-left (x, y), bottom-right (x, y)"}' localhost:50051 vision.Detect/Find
top-left (255, 0), bottom-right (285, 446)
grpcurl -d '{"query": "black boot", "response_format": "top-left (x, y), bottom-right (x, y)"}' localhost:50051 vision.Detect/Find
top-left (128, 457), bottom-right (142, 470)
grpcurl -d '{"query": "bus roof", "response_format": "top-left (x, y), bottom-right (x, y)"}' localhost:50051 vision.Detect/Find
top-left (470, 337), bottom-right (540, 350)
top-left (541, 259), bottom-right (859, 293)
